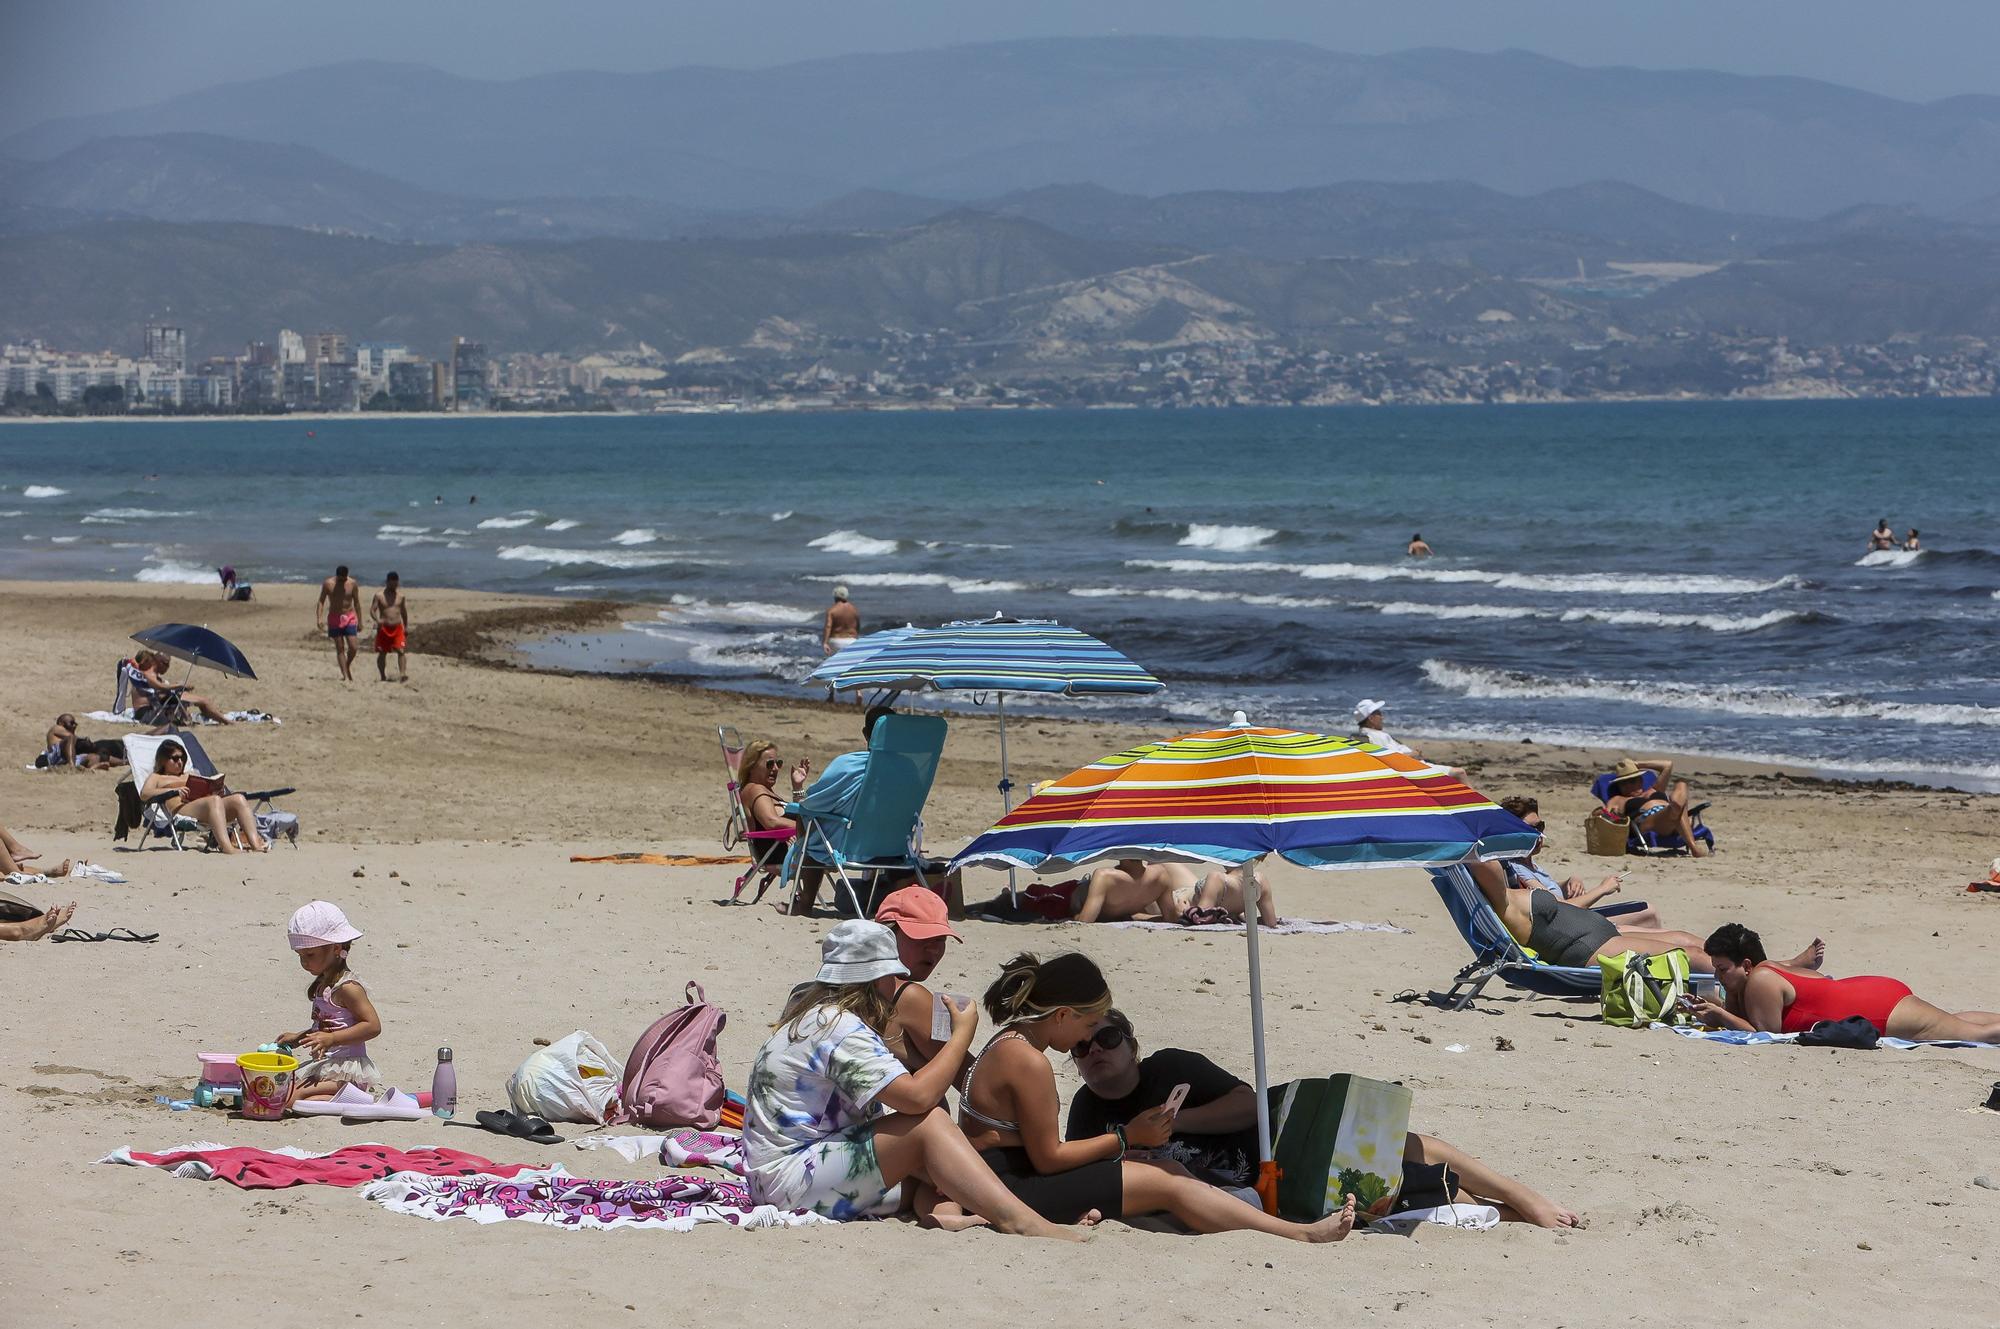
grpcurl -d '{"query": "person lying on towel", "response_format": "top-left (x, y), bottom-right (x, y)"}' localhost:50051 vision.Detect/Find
top-left (1690, 924), bottom-right (2000, 1042)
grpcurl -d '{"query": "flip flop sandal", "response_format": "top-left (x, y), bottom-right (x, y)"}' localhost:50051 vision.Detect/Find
top-left (51, 927), bottom-right (159, 943)
top-left (474, 1109), bottom-right (564, 1144)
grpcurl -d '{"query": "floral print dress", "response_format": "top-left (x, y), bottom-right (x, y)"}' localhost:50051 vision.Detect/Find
top-left (743, 1006), bottom-right (909, 1220)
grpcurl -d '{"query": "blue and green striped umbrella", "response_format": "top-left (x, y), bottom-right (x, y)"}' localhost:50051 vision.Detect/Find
top-left (805, 618), bottom-right (1163, 696)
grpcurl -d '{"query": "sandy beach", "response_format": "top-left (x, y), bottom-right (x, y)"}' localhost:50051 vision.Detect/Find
top-left (2, 579), bottom-right (1996, 1327)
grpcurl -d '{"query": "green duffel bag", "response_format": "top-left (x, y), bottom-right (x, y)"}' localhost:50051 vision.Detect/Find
top-left (1270, 1073), bottom-right (1413, 1222)
top-left (1598, 947), bottom-right (1692, 1027)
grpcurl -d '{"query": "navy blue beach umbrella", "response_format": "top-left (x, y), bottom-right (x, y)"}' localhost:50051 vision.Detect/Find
top-left (131, 623), bottom-right (257, 680)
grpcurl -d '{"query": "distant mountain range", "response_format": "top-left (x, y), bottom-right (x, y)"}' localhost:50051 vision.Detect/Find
top-left (7, 211), bottom-right (1999, 366)
top-left (9, 38), bottom-right (2000, 217)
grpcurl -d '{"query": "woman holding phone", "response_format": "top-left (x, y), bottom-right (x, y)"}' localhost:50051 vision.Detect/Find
top-left (951, 951), bottom-right (1357, 1241)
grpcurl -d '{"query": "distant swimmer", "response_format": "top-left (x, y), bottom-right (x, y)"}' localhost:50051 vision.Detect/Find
top-left (1869, 518), bottom-right (1895, 551)
top-left (1903, 528), bottom-right (1921, 552)
top-left (1407, 532), bottom-right (1432, 558)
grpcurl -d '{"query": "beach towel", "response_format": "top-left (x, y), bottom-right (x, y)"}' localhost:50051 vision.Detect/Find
top-left (360, 1166), bottom-right (830, 1231)
top-left (569, 852), bottom-right (752, 866)
top-left (98, 1143), bottom-right (540, 1188)
top-left (84, 709), bottom-right (281, 726)
top-left (570, 1127), bottom-right (747, 1173)
top-left (1654, 1025), bottom-right (2000, 1050)
top-left (1103, 919), bottom-right (1409, 936)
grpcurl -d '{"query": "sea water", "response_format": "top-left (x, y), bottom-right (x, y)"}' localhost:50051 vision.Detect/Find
top-left (3, 400), bottom-right (1996, 788)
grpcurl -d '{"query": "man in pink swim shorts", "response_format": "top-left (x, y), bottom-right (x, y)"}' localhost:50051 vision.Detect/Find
top-left (317, 563), bottom-right (363, 682)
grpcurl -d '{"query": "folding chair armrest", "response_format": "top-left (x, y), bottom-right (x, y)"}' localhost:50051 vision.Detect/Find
top-left (1595, 899), bottom-right (1650, 918)
top-left (240, 787), bottom-right (296, 802)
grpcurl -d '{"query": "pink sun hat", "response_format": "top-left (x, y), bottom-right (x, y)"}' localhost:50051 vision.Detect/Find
top-left (288, 900), bottom-right (363, 950)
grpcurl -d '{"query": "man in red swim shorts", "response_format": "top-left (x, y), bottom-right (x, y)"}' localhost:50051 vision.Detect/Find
top-left (369, 571), bottom-right (411, 683)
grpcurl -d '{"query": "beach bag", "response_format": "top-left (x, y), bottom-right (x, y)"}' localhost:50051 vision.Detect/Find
top-left (506, 1030), bottom-right (622, 1124)
top-left (1584, 810), bottom-right (1630, 857)
top-left (611, 982), bottom-right (727, 1130)
top-left (1270, 1074), bottom-right (1413, 1222)
top-left (1598, 948), bottom-right (1692, 1027)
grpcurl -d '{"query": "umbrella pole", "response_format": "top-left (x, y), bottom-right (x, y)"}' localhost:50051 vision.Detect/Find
top-left (997, 693), bottom-right (1019, 903)
top-left (1244, 857), bottom-right (1278, 1213)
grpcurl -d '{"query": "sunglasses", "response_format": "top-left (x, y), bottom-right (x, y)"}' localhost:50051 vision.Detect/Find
top-left (762, 758), bottom-right (782, 768)
top-left (1070, 1027), bottom-right (1129, 1059)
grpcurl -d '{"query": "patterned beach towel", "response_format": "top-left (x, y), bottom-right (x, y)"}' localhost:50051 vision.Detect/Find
top-left (1103, 919), bottom-right (1408, 936)
top-left (361, 1166), bottom-right (830, 1231)
top-left (99, 1142), bottom-right (540, 1188)
top-left (1654, 1024), bottom-right (2000, 1050)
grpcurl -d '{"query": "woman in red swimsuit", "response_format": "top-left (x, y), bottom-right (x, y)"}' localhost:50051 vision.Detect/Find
top-left (1693, 925), bottom-right (2000, 1041)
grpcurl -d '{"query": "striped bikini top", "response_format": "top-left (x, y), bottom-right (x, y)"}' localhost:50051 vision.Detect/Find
top-left (956, 1029), bottom-right (1028, 1133)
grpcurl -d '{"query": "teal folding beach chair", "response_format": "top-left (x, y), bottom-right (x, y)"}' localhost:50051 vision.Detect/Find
top-left (781, 713), bottom-right (948, 917)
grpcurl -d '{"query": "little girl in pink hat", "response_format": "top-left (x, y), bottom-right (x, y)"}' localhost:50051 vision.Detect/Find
top-left (277, 901), bottom-right (385, 1102)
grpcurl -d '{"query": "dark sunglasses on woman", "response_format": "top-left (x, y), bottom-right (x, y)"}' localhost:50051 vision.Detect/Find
top-left (1070, 1026), bottom-right (1129, 1059)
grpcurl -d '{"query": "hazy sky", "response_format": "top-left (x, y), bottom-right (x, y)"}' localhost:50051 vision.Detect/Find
top-left (5, 0), bottom-right (1997, 137)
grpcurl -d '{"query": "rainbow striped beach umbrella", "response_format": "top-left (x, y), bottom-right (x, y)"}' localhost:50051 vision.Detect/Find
top-left (950, 717), bottom-right (1536, 1212)
top-left (949, 722), bottom-right (1535, 874)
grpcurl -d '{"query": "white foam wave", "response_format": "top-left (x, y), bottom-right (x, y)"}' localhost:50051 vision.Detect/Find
top-left (1126, 558), bottom-right (1797, 597)
top-left (0, 510), bottom-right (23, 517)
top-left (79, 516), bottom-right (125, 525)
top-left (623, 622), bottom-right (799, 674)
top-left (803, 572), bottom-right (1025, 594)
top-left (1855, 549), bottom-right (1922, 568)
top-left (22, 485), bottom-right (66, 498)
top-left (477, 516), bottom-right (536, 529)
top-left (666, 594), bottom-right (810, 625)
top-left (1178, 523), bottom-right (1277, 552)
top-left (1069, 585), bottom-right (1337, 610)
top-left (553, 584), bottom-right (604, 593)
top-left (809, 529), bottom-right (901, 557)
top-left (770, 511), bottom-right (794, 522)
top-left (378, 524), bottom-right (431, 534)
top-left (134, 558), bottom-right (216, 585)
top-left (1420, 659), bottom-right (2000, 729)
top-left (1365, 601), bottom-right (1803, 632)
top-left (90, 507), bottom-right (192, 519)
top-left (612, 528), bottom-right (661, 546)
top-left (316, 516), bottom-right (338, 524)
top-left (378, 532), bottom-right (449, 546)
top-left (51, 535), bottom-right (79, 544)
top-left (544, 518), bottom-right (580, 531)
top-left (442, 528), bottom-right (471, 536)
top-left (497, 544), bottom-right (712, 570)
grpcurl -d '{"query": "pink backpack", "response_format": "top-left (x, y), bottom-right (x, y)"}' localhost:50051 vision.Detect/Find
top-left (613, 982), bottom-right (727, 1130)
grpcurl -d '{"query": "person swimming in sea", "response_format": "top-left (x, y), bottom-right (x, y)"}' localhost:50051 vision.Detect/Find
top-left (1407, 532), bottom-right (1432, 558)
top-left (1902, 528), bottom-right (1920, 551)
top-left (1868, 518), bottom-right (1895, 551)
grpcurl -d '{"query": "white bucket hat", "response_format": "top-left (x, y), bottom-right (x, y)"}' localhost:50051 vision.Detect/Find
top-left (814, 919), bottom-right (908, 985)
top-left (1352, 698), bottom-right (1388, 725)
top-left (288, 900), bottom-right (363, 950)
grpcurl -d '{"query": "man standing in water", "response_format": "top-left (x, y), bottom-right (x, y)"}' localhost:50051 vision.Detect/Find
top-left (1869, 518), bottom-right (1896, 551)
top-left (821, 585), bottom-right (860, 656)
top-left (1407, 532), bottom-right (1433, 558)
top-left (317, 564), bottom-right (363, 681)
top-left (371, 571), bottom-right (411, 683)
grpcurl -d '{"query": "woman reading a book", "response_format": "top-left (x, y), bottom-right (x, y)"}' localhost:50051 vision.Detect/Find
top-left (141, 740), bottom-right (268, 853)
top-left (948, 950), bottom-right (1356, 1241)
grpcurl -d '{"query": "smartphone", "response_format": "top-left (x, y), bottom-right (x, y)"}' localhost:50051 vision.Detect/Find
top-left (1162, 1082), bottom-right (1192, 1116)
top-left (931, 991), bottom-right (962, 1042)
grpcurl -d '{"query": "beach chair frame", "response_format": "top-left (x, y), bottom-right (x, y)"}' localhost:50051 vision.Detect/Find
top-left (1425, 863), bottom-right (1647, 1010)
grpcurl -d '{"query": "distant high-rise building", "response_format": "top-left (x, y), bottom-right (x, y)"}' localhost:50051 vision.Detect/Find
top-left (278, 329), bottom-right (306, 364)
top-left (143, 321), bottom-right (186, 373)
top-left (388, 358), bottom-right (437, 407)
top-left (306, 331), bottom-right (350, 366)
top-left (451, 337), bottom-right (489, 411)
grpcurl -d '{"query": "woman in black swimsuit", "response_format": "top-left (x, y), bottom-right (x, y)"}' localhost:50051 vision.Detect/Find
top-left (952, 951), bottom-right (1357, 1242)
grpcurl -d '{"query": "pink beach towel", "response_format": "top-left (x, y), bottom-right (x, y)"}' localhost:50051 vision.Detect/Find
top-left (100, 1143), bottom-right (541, 1189)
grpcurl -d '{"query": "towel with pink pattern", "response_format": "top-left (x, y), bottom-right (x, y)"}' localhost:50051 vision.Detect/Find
top-left (360, 1166), bottom-right (829, 1231)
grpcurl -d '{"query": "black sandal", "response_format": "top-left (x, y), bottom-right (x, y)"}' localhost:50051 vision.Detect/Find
top-left (473, 1109), bottom-right (564, 1144)
top-left (51, 927), bottom-right (159, 943)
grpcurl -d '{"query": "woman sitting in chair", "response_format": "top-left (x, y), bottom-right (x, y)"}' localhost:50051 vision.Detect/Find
top-left (133, 651), bottom-right (232, 726)
top-left (1692, 924), bottom-right (2000, 1042)
top-left (737, 739), bottom-right (810, 834)
top-left (1598, 757), bottom-right (1706, 857)
top-left (140, 740), bottom-right (268, 853)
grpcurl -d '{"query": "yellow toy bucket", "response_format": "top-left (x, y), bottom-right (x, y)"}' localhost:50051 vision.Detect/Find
top-left (236, 1052), bottom-right (299, 1120)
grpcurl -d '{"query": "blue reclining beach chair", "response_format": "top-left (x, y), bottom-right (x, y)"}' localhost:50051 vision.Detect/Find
top-left (1425, 863), bottom-right (1653, 1010)
top-left (781, 713), bottom-right (948, 917)
top-left (1590, 771), bottom-right (1715, 856)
